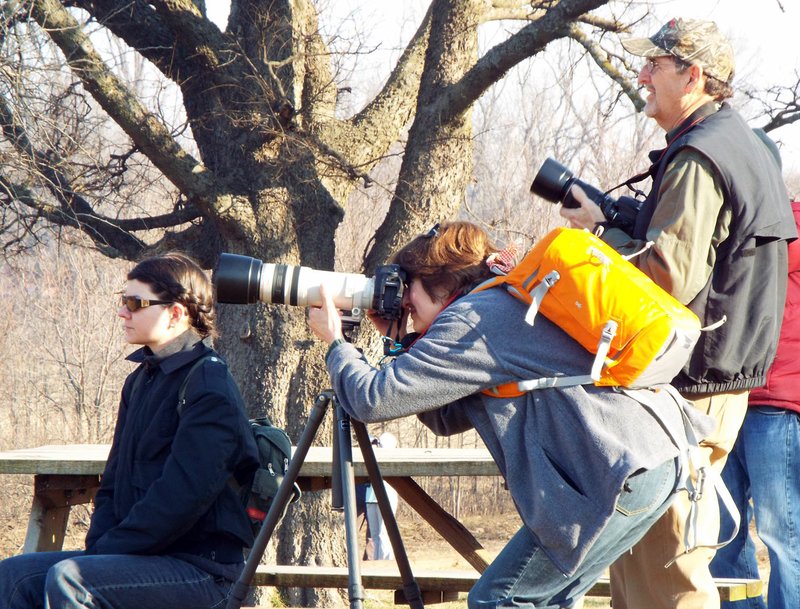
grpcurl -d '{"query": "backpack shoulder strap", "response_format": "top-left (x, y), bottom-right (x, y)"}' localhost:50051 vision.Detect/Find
top-left (177, 354), bottom-right (223, 415)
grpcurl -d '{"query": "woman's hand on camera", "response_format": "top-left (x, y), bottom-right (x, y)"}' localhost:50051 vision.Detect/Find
top-left (309, 283), bottom-right (344, 344)
top-left (559, 184), bottom-right (606, 230)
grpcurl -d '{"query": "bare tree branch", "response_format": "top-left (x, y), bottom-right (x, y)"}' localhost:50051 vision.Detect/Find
top-left (744, 72), bottom-right (800, 133)
top-left (433, 0), bottom-right (609, 124)
top-left (29, 0), bottom-right (260, 241)
top-left (568, 22), bottom-right (644, 111)
top-left (71, 0), bottom-right (221, 84)
top-left (30, 0), bottom-right (217, 200)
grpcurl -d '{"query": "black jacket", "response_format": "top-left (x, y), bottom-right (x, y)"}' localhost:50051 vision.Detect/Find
top-left (85, 331), bottom-right (259, 563)
top-left (635, 103), bottom-right (795, 394)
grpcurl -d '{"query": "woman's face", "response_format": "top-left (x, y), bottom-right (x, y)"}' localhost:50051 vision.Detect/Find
top-left (403, 278), bottom-right (447, 333)
top-left (117, 279), bottom-right (175, 350)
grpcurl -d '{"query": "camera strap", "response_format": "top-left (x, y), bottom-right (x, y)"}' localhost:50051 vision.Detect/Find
top-left (381, 318), bottom-right (405, 357)
top-left (606, 112), bottom-right (713, 201)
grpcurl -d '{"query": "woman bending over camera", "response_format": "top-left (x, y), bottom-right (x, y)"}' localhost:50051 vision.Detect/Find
top-left (309, 221), bottom-right (714, 609)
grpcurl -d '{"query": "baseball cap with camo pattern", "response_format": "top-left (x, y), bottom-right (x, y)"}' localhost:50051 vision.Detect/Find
top-left (621, 18), bottom-right (735, 83)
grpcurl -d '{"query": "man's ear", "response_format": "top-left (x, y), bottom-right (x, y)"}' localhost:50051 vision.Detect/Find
top-left (688, 64), bottom-right (704, 90)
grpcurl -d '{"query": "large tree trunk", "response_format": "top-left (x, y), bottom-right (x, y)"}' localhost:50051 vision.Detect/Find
top-left (211, 150), bottom-right (349, 605)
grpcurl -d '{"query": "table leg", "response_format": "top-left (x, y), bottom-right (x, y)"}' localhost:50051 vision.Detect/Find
top-left (386, 476), bottom-right (491, 572)
top-left (23, 498), bottom-right (71, 553)
top-left (22, 474), bottom-right (100, 553)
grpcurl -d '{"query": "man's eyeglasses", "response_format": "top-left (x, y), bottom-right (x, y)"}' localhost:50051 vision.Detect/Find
top-left (120, 294), bottom-right (172, 312)
top-left (425, 223), bottom-right (440, 238)
top-left (643, 57), bottom-right (675, 74)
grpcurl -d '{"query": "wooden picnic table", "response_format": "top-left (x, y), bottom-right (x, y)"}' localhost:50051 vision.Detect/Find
top-left (0, 444), bottom-right (762, 603)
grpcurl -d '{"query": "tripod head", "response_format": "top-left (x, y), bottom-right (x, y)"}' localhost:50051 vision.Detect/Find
top-left (340, 313), bottom-right (362, 343)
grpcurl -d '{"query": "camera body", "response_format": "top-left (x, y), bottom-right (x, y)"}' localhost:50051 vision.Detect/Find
top-left (214, 253), bottom-right (407, 321)
top-left (530, 158), bottom-right (643, 232)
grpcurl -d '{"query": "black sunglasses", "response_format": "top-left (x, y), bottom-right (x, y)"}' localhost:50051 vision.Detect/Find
top-left (120, 294), bottom-right (172, 313)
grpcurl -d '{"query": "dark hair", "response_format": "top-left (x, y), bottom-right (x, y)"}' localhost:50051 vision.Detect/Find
top-left (128, 252), bottom-right (217, 338)
top-left (391, 221), bottom-right (499, 300)
top-left (704, 75), bottom-right (734, 101)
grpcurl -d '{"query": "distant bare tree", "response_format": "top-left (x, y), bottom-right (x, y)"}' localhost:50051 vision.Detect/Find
top-left (0, 245), bottom-right (128, 446)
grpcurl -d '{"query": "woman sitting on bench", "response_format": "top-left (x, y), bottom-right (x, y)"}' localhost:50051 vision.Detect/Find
top-left (0, 253), bottom-right (259, 609)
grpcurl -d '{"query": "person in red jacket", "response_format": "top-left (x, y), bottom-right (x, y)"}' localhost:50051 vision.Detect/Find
top-left (709, 196), bottom-right (800, 609)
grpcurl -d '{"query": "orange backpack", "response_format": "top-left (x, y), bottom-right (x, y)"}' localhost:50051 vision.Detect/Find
top-left (473, 227), bottom-right (702, 396)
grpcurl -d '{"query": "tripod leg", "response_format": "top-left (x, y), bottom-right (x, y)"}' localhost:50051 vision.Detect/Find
top-left (225, 391), bottom-right (334, 609)
top-left (331, 409), bottom-right (344, 510)
top-left (334, 401), bottom-right (366, 609)
top-left (351, 419), bottom-right (425, 609)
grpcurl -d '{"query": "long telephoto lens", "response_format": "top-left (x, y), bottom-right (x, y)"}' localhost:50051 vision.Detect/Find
top-left (214, 253), bottom-right (263, 304)
top-left (214, 253), bottom-right (404, 319)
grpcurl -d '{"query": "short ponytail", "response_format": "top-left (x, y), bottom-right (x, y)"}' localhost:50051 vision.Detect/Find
top-left (391, 222), bottom-right (498, 300)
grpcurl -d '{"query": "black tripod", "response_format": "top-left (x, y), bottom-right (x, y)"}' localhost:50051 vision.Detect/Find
top-left (225, 390), bottom-right (424, 609)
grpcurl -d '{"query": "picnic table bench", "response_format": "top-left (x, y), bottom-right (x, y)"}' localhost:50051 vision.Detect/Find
top-left (251, 565), bottom-right (763, 604)
top-left (0, 444), bottom-right (762, 603)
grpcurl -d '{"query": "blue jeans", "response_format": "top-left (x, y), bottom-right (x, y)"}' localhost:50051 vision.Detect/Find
top-left (710, 406), bottom-right (800, 609)
top-left (468, 457), bottom-right (678, 609)
top-left (0, 550), bottom-right (241, 609)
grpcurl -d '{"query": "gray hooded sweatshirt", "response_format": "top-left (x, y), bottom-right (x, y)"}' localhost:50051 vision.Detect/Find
top-left (326, 288), bottom-right (714, 576)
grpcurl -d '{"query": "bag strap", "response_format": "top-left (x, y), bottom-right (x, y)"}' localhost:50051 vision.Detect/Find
top-left (177, 354), bottom-right (221, 415)
top-left (506, 319), bottom-right (617, 393)
top-left (622, 385), bottom-right (740, 565)
top-left (129, 364), bottom-right (149, 404)
top-left (523, 269), bottom-right (559, 325)
top-left (516, 374), bottom-right (595, 391)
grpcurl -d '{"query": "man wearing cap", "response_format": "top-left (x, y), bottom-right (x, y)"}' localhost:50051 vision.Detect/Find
top-left (561, 17), bottom-right (795, 609)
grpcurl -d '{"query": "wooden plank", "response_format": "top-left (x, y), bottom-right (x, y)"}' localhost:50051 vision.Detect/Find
top-left (252, 565), bottom-right (477, 592)
top-left (33, 474), bottom-right (100, 507)
top-left (291, 447), bottom-right (500, 478)
top-left (717, 577), bottom-right (764, 602)
top-left (251, 565), bottom-right (763, 601)
top-left (394, 590), bottom-right (459, 605)
top-left (0, 445), bottom-right (501, 478)
top-left (0, 445), bottom-right (110, 475)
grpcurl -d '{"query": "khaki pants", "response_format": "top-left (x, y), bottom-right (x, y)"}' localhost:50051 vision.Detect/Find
top-left (609, 390), bottom-right (749, 609)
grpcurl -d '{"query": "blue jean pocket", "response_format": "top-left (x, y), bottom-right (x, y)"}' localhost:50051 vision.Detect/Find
top-left (750, 404), bottom-right (791, 417)
top-left (614, 458), bottom-right (677, 517)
